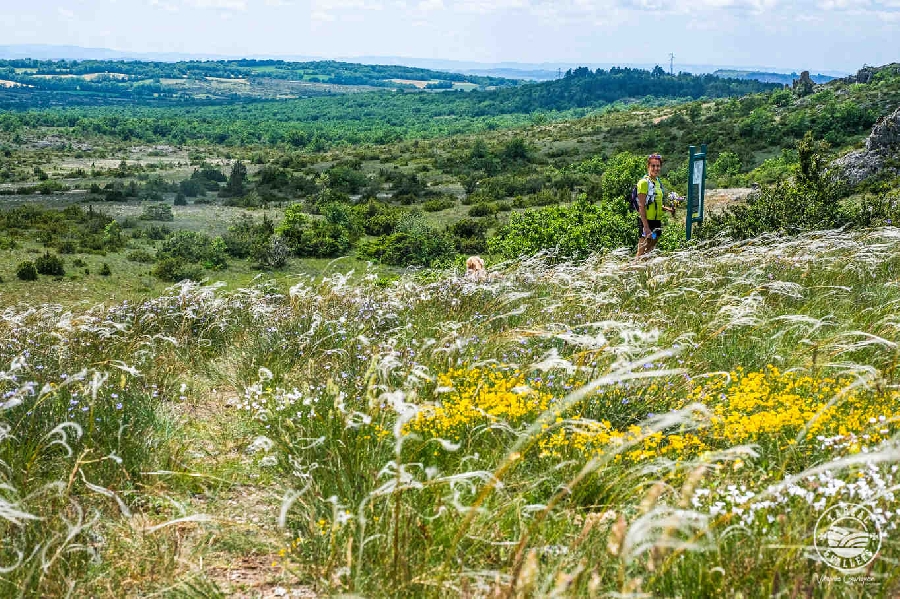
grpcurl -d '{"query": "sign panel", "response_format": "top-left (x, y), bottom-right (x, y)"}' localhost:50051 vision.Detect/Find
top-left (686, 144), bottom-right (707, 241)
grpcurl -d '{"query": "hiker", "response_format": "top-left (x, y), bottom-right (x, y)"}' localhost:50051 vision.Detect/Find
top-left (636, 153), bottom-right (676, 257)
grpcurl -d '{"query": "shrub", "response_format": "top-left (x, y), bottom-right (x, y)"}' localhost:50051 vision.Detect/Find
top-left (223, 213), bottom-right (275, 259)
top-left (222, 160), bottom-right (247, 197)
top-left (157, 230), bottom-right (228, 269)
top-left (152, 257), bottom-right (202, 282)
top-left (140, 203), bottom-right (174, 222)
top-left (277, 204), bottom-right (352, 258)
top-left (126, 250), bottom-right (155, 263)
top-left (468, 203), bottom-right (497, 217)
top-left (355, 201), bottom-right (403, 236)
top-left (489, 196), bottom-right (633, 259)
top-left (16, 261), bottom-right (37, 281)
top-left (252, 234), bottom-right (290, 269)
top-left (322, 202), bottom-right (363, 241)
top-left (448, 218), bottom-right (489, 254)
top-left (709, 151), bottom-right (742, 186)
top-left (601, 151), bottom-right (646, 207)
top-left (697, 133), bottom-right (848, 241)
top-left (99, 262), bottom-right (111, 276)
top-left (145, 224), bottom-right (171, 240)
top-left (360, 214), bottom-right (455, 267)
top-left (222, 190), bottom-right (266, 208)
top-left (174, 192), bottom-right (188, 206)
top-left (56, 239), bottom-right (78, 254)
top-left (35, 252), bottom-right (65, 276)
top-left (178, 177), bottom-right (207, 198)
top-left (422, 197), bottom-right (455, 212)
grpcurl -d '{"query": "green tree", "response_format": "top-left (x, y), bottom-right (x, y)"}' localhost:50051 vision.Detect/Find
top-left (501, 137), bottom-right (530, 164)
top-left (224, 160), bottom-right (247, 197)
top-left (35, 252), bottom-right (65, 276)
top-left (710, 152), bottom-right (742, 185)
top-left (102, 220), bottom-right (123, 249)
top-left (601, 151), bottom-right (646, 209)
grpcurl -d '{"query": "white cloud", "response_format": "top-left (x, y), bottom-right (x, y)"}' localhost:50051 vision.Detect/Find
top-left (57, 7), bottom-right (75, 19)
top-left (455, 0), bottom-right (527, 14)
top-left (150, 0), bottom-right (181, 11)
top-left (312, 0), bottom-right (385, 9)
top-left (190, 0), bottom-right (248, 9)
top-left (417, 0), bottom-right (444, 11)
top-left (310, 0), bottom-right (386, 22)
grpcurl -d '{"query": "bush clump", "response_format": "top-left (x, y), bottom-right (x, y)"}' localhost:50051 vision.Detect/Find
top-left (35, 252), bottom-right (65, 276)
top-left (468, 203), bottom-right (498, 218)
top-left (489, 196), bottom-right (633, 260)
top-left (360, 213), bottom-right (455, 267)
top-left (16, 260), bottom-right (38, 281)
top-left (140, 203), bottom-right (174, 222)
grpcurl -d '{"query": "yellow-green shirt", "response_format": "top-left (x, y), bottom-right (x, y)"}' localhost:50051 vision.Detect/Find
top-left (637, 175), bottom-right (664, 220)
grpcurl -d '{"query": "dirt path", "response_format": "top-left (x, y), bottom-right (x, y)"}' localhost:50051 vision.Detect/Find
top-left (169, 388), bottom-right (318, 598)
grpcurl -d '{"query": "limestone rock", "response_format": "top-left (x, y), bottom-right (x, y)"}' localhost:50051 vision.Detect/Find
top-left (833, 105), bottom-right (900, 184)
top-left (793, 71), bottom-right (815, 97)
top-left (842, 66), bottom-right (878, 85)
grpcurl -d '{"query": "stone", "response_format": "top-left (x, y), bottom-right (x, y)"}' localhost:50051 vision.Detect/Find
top-left (833, 105), bottom-right (900, 184)
top-left (793, 71), bottom-right (815, 97)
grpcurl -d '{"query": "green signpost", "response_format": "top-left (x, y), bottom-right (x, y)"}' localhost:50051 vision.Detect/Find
top-left (685, 144), bottom-right (708, 241)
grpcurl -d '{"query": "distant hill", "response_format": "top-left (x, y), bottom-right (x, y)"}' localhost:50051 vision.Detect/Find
top-left (0, 57), bottom-right (518, 107)
top-left (0, 58), bottom-right (783, 111)
top-left (472, 66), bottom-right (782, 114)
top-left (0, 45), bottom-right (851, 80)
top-left (712, 69), bottom-right (837, 85)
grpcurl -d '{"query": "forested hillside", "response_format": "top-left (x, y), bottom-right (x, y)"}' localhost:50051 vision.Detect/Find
top-left (0, 57), bottom-right (515, 106)
top-left (0, 63), bottom-right (782, 147)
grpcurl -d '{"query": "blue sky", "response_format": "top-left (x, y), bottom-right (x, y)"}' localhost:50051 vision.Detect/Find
top-left (3, 0), bottom-right (897, 72)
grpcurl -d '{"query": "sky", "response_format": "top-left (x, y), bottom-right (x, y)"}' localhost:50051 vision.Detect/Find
top-left (1, 0), bottom-right (897, 73)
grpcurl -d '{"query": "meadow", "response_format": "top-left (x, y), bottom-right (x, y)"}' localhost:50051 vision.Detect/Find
top-left (3, 225), bottom-right (900, 596)
top-left (2, 59), bottom-right (900, 597)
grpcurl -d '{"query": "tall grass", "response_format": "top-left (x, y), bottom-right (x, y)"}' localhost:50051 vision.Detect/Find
top-left (234, 228), bottom-right (900, 596)
top-left (4, 228), bottom-right (900, 595)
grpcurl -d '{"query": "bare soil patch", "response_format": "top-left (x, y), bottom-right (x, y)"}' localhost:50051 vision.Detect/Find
top-left (705, 187), bottom-right (755, 211)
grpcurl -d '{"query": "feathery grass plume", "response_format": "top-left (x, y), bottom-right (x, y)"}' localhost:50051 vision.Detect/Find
top-left (6, 225), bottom-right (900, 594)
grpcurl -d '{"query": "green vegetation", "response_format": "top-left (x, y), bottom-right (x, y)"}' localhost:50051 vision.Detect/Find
top-left (3, 52), bottom-right (900, 596)
top-left (0, 57), bottom-right (516, 105)
top-left (5, 228), bottom-right (900, 595)
top-left (0, 63), bottom-right (897, 290)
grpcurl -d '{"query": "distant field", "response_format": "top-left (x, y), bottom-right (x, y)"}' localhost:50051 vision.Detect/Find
top-left (205, 76), bottom-right (249, 84)
top-left (388, 78), bottom-right (432, 88)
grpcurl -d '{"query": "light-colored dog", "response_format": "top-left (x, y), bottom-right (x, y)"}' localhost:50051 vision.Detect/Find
top-left (465, 255), bottom-right (486, 280)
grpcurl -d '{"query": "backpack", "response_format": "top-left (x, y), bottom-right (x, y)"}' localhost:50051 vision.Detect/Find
top-left (627, 177), bottom-right (664, 213)
top-left (627, 185), bottom-right (640, 212)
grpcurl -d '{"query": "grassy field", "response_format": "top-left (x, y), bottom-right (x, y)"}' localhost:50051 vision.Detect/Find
top-left (3, 226), bottom-right (900, 596)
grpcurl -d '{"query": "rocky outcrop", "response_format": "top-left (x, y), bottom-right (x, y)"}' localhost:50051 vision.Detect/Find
top-left (792, 71), bottom-right (815, 97)
top-left (842, 67), bottom-right (878, 85)
top-left (833, 105), bottom-right (900, 184)
top-left (842, 64), bottom-right (900, 85)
